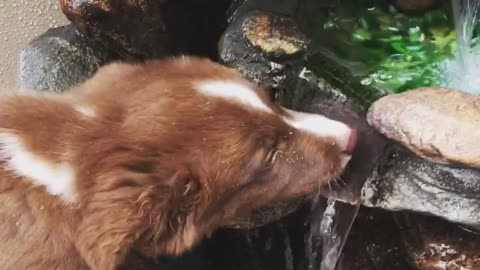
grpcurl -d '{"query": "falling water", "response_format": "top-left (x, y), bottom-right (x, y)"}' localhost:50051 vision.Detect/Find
top-left (318, 198), bottom-right (360, 270)
top-left (305, 195), bottom-right (360, 270)
top-left (452, 0), bottom-right (480, 68)
top-left (440, 0), bottom-right (480, 94)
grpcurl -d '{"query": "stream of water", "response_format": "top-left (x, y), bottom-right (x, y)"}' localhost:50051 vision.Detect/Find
top-left (306, 194), bottom-right (360, 270)
top-left (318, 198), bottom-right (360, 270)
top-left (440, 0), bottom-right (480, 94)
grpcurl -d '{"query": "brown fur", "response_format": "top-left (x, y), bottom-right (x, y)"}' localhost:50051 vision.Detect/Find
top-left (0, 56), bottom-right (348, 270)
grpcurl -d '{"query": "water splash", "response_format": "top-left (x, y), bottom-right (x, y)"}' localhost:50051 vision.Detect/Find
top-left (306, 196), bottom-right (360, 270)
top-left (319, 198), bottom-right (360, 270)
top-left (440, 0), bottom-right (480, 94)
top-left (452, 0), bottom-right (480, 69)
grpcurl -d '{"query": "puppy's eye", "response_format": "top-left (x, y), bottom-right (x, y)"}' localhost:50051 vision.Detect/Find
top-left (265, 148), bottom-right (281, 166)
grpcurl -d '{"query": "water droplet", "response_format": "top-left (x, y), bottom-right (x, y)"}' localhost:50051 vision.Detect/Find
top-left (360, 77), bottom-right (373, 85)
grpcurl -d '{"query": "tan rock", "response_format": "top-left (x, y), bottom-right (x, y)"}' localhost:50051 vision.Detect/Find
top-left (367, 87), bottom-right (480, 168)
top-left (242, 14), bottom-right (310, 58)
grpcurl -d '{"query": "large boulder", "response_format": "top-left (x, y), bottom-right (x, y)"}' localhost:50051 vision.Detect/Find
top-left (362, 148), bottom-right (480, 229)
top-left (219, 11), bottom-right (310, 90)
top-left (19, 24), bottom-right (115, 93)
top-left (396, 212), bottom-right (480, 270)
top-left (60, 0), bottom-right (232, 58)
top-left (367, 87), bottom-right (480, 168)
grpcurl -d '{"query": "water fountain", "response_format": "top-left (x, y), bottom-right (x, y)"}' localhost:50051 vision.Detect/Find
top-left (312, 1), bottom-right (480, 269)
top-left (15, 0), bottom-right (480, 269)
top-left (440, 0), bottom-right (480, 94)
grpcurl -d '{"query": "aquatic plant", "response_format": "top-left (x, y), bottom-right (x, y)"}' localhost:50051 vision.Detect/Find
top-left (305, 0), bottom-right (479, 94)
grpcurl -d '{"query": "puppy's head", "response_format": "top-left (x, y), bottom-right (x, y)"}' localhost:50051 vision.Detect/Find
top-left (146, 60), bottom-right (356, 226)
top-left (0, 57), bottom-right (356, 269)
top-left (184, 90), bottom-right (356, 219)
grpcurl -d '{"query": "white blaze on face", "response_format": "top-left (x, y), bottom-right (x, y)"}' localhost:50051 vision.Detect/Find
top-left (0, 132), bottom-right (77, 202)
top-left (282, 108), bottom-right (354, 167)
top-left (195, 80), bottom-right (273, 113)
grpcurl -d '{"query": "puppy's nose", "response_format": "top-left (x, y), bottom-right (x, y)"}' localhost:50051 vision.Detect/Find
top-left (342, 128), bottom-right (358, 155)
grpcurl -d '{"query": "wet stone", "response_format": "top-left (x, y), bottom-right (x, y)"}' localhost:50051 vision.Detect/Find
top-left (203, 204), bottom-right (319, 270)
top-left (242, 14), bottom-right (310, 58)
top-left (219, 11), bottom-right (308, 89)
top-left (19, 24), bottom-right (115, 93)
top-left (361, 148), bottom-right (480, 229)
top-left (367, 87), bottom-right (480, 169)
top-left (396, 213), bottom-right (480, 270)
top-left (336, 208), bottom-right (416, 270)
top-left (61, 0), bottom-right (231, 58)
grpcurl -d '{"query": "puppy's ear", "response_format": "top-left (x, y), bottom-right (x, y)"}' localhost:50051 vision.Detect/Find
top-left (75, 181), bottom-right (155, 270)
top-left (0, 94), bottom-right (85, 158)
top-left (75, 168), bottom-right (201, 270)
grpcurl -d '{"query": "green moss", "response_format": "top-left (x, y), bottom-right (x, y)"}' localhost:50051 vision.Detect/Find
top-left (303, 0), bottom-right (472, 94)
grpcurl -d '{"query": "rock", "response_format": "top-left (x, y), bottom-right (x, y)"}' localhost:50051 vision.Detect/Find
top-left (361, 148), bottom-right (480, 229)
top-left (303, 52), bottom-right (387, 110)
top-left (148, 206), bottom-right (480, 270)
top-left (396, 213), bottom-right (480, 270)
top-left (206, 204), bottom-right (316, 270)
top-left (339, 208), bottom-right (480, 270)
top-left (60, 0), bottom-right (232, 59)
top-left (367, 87), bottom-right (480, 168)
top-left (19, 24), bottom-right (114, 93)
top-left (214, 202), bottom-right (416, 270)
top-left (219, 11), bottom-right (309, 89)
top-left (336, 208), bottom-right (416, 270)
top-left (394, 0), bottom-right (437, 12)
top-left (242, 14), bottom-right (310, 58)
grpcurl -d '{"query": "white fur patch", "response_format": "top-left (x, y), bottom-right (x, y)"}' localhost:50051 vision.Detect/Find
top-left (74, 105), bottom-right (96, 118)
top-left (283, 109), bottom-right (352, 152)
top-left (0, 133), bottom-right (76, 202)
top-left (195, 80), bottom-right (272, 113)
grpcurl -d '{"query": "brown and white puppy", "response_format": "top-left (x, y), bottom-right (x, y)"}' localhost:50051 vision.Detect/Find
top-left (0, 56), bottom-right (357, 270)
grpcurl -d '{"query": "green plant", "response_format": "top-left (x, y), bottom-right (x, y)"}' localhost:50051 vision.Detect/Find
top-left (305, 0), bottom-right (464, 93)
